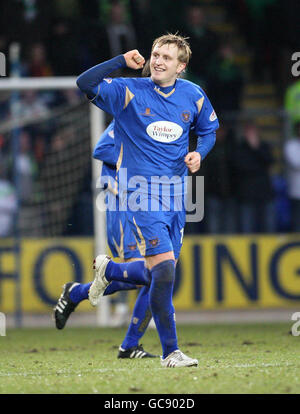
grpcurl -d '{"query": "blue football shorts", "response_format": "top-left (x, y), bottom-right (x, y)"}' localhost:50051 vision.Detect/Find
top-left (106, 208), bottom-right (143, 260)
top-left (124, 193), bottom-right (186, 259)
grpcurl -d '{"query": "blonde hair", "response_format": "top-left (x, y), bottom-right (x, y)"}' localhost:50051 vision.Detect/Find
top-left (151, 33), bottom-right (192, 65)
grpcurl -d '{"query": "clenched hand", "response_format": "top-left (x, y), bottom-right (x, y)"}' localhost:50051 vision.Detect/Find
top-left (184, 152), bottom-right (201, 173)
top-left (123, 50), bottom-right (145, 70)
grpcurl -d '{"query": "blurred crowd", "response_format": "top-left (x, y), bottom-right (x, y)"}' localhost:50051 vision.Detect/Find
top-left (0, 0), bottom-right (299, 236)
top-left (188, 119), bottom-right (300, 235)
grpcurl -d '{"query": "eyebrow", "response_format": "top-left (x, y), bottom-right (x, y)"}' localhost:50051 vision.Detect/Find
top-left (152, 51), bottom-right (173, 59)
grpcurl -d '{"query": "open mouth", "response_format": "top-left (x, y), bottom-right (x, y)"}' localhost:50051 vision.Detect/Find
top-left (153, 67), bottom-right (165, 73)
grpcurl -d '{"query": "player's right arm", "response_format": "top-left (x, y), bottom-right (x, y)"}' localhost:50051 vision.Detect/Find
top-left (76, 50), bottom-right (144, 116)
top-left (76, 55), bottom-right (126, 99)
top-left (76, 55), bottom-right (126, 115)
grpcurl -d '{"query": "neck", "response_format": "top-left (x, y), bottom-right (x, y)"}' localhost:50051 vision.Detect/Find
top-left (151, 77), bottom-right (176, 88)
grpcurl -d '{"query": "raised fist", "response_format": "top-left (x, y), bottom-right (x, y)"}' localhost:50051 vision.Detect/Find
top-left (123, 50), bottom-right (145, 70)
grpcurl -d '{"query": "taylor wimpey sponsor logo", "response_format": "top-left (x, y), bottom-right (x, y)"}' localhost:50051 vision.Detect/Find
top-left (146, 121), bottom-right (183, 143)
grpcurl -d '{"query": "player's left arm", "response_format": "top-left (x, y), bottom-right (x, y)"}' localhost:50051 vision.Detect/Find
top-left (185, 91), bottom-right (219, 173)
top-left (184, 151), bottom-right (202, 174)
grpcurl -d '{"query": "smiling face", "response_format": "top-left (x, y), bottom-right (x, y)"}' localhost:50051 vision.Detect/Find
top-left (150, 43), bottom-right (186, 87)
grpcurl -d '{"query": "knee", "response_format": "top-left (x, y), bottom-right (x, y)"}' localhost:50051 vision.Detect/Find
top-left (150, 260), bottom-right (175, 284)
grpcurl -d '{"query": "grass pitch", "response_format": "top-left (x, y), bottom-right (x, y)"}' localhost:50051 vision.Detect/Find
top-left (0, 323), bottom-right (299, 394)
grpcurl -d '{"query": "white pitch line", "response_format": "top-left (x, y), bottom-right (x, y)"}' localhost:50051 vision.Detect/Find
top-left (0, 362), bottom-right (297, 378)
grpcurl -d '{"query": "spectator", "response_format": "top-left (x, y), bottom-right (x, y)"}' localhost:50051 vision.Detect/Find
top-left (16, 130), bottom-right (38, 204)
top-left (78, 1), bottom-right (138, 75)
top-left (107, 1), bottom-right (137, 55)
top-left (272, 174), bottom-right (291, 232)
top-left (61, 89), bottom-right (81, 106)
top-left (129, 0), bottom-right (157, 57)
top-left (130, 0), bottom-right (186, 58)
top-left (183, 4), bottom-right (219, 86)
top-left (34, 134), bottom-right (47, 166)
top-left (232, 121), bottom-right (275, 233)
top-left (47, 18), bottom-right (81, 76)
top-left (0, 160), bottom-right (17, 237)
top-left (50, 128), bottom-right (73, 153)
top-left (207, 43), bottom-right (244, 116)
top-left (0, 0), bottom-right (53, 48)
top-left (283, 121), bottom-right (300, 232)
top-left (19, 90), bottom-right (49, 121)
top-left (26, 43), bottom-right (53, 77)
top-left (235, 0), bottom-right (279, 80)
top-left (201, 124), bottom-right (237, 234)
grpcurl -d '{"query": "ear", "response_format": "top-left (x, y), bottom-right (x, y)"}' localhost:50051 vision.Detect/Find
top-left (176, 62), bottom-right (186, 75)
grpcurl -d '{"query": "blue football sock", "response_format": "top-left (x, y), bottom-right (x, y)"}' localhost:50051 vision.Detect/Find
top-left (69, 283), bottom-right (91, 304)
top-left (121, 284), bottom-right (151, 349)
top-left (105, 260), bottom-right (150, 286)
top-left (149, 260), bottom-right (178, 359)
top-left (69, 280), bottom-right (139, 304)
top-left (104, 281), bottom-right (138, 295)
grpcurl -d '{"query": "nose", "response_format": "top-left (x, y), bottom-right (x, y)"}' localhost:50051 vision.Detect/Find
top-left (155, 55), bottom-right (162, 65)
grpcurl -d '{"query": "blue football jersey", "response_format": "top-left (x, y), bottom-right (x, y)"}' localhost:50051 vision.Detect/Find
top-left (93, 120), bottom-right (116, 182)
top-left (91, 77), bottom-right (219, 195)
top-left (93, 121), bottom-right (142, 259)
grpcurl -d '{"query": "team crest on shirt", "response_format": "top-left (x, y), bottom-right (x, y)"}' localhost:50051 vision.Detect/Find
top-left (181, 110), bottom-right (191, 123)
top-left (103, 78), bottom-right (112, 84)
top-left (127, 243), bottom-right (137, 251)
top-left (149, 238), bottom-right (159, 247)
